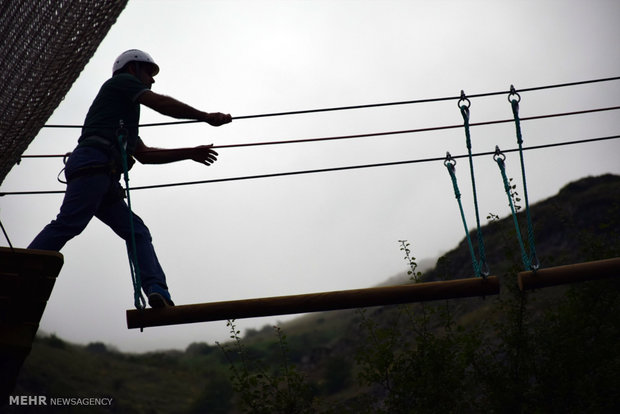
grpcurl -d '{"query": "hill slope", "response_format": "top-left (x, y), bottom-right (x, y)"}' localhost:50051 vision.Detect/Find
top-left (5, 174), bottom-right (620, 413)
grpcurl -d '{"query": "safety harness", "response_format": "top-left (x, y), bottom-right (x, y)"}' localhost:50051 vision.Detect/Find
top-left (60, 135), bottom-right (135, 184)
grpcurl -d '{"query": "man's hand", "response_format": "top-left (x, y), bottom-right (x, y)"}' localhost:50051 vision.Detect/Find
top-left (202, 112), bottom-right (232, 127)
top-left (191, 145), bottom-right (219, 166)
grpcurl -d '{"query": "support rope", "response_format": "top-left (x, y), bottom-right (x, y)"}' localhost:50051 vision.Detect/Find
top-left (509, 86), bottom-right (539, 270)
top-left (41, 75), bottom-right (620, 129)
top-left (0, 216), bottom-right (14, 251)
top-left (21, 105), bottom-right (620, 158)
top-left (459, 92), bottom-right (489, 276)
top-left (444, 153), bottom-right (481, 277)
top-left (3, 134), bottom-right (620, 197)
top-left (117, 121), bottom-right (146, 310)
top-left (494, 146), bottom-right (531, 269)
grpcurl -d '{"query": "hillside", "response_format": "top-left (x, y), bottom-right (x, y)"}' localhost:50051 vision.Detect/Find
top-left (5, 174), bottom-right (620, 413)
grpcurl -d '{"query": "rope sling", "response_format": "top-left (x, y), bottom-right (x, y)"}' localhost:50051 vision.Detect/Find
top-left (493, 146), bottom-right (532, 270)
top-left (444, 153), bottom-right (483, 277)
top-left (444, 93), bottom-right (490, 278)
top-left (116, 121), bottom-right (146, 310)
top-left (507, 87), bottom-right (539, 270)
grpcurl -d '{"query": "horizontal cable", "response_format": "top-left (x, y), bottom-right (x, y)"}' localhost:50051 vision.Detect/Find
top-left (3, 134), bottom-right (619, 196)
top-left (41, 76), bottom-right (620, 129)
top-left (21, 105), bottom-right (620, 158)
top-left (215, 105), bottom-right (620, 149)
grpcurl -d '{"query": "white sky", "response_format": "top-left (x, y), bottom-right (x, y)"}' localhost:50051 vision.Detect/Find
top-left (1, 0), bottom-right (619, 352)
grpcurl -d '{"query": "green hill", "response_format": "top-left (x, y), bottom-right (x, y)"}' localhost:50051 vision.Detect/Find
top-left (5, 174), bottom-right (620, 413)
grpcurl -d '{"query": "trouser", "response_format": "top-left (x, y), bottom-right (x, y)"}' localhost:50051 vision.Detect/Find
top-left (28, 146), bottom-right (169, 297)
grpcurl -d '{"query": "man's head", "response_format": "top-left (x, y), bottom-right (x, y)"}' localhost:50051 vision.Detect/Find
top-left (112, 49), bottom-right (160, 77)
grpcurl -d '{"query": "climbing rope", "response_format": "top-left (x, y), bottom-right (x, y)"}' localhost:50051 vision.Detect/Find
top-left (458, 92), bottom-right (489, 276)
top-left (508, 86), bottom-right (539, 270)
top-left (444, 153), bottom-right (481, 277)
top-left (116, 121), bottom-right (146, 310)
top-left (493, 146), bottom-right (531, 269)
top-left (0, 216), bottom-right (14, 251)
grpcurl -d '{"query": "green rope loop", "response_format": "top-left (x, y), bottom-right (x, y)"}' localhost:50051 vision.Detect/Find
top-left (459, 98), bottom-right (489, 276)
top-left (494, 147), bottom-right (531, 269)
top-left (509, 93), bottom-right (539, 270)
top-left (444, 153), bottom-right (481, 277)
top-left (117, 121), bottom-right (146, 310)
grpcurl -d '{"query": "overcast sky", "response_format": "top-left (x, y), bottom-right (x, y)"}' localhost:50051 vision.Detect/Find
top-left (2, 0), bottom-right (619, 352)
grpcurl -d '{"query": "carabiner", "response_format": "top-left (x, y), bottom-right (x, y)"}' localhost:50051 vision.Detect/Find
top-left (458, 89), bottom-right (471, 109)
top-left (508, 84), bottom-right (521, 104)
top-left (493, 145), bottom-right (506, 162)
top-left (444, 151), bottom-right (457, 168)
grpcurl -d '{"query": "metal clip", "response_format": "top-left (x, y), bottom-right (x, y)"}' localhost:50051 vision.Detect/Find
top-left (458, 89), bottom-right (471, 109)
top-left (116, 119), bottom-right (129, 149)
top-left (493, 145), bottom-right (506, 162)
top-left (508, 84), bottom-right (521, 103)
top-left (444, 151), bottom-right (456, 168)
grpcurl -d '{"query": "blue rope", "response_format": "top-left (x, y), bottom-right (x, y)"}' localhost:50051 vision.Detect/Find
top-left (509, 87), bottom-right (539, 270)
top-left (459, 94), bottom-right (489, 276)
top-left (494, 147), bottom-right (531, 269)
top-left (444, 153), bottom-right (481, 277)
top-left (117, 121), bottom-right (146, 310)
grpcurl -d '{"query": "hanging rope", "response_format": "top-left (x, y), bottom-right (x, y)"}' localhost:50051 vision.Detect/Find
top-left (508, 86), bottom-right (539, 270)
top-left (116, 121), bottom-right (146, 310)
top-left (459, 92), bottom-right (489, 276)
top-left (444, 153), bottom-right (481, 277)
top-left (0, 216), bottom-right (14, 251)
top-left (493, 146), bottom-right (531, 269)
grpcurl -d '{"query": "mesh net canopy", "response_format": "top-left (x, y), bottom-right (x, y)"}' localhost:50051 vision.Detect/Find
top-left (0, 0), bottom-right (129, 185)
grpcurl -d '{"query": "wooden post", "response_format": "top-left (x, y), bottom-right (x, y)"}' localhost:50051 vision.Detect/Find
top-left (0, 247), bottom-right (64, 402)
top-left (127, 276), bottom-right (499, 329)
top-left (518, 257), bottom-right (620, 291)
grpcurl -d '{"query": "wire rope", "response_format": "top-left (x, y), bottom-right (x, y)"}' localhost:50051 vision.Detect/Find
top-left (3, 134), bottom-right (619, 197)
top-left (20, 105), bottom-right (620, 159)
top-left (40, 76), bottom-right (620, 129)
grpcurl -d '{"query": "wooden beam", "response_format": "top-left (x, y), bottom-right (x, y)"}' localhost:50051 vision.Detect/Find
top-left (127, 276), bottom-right (499, 329)
top-left (518, 257), bottom-right (620, 291)
top-left (0, 247), bottom-right (64, 403)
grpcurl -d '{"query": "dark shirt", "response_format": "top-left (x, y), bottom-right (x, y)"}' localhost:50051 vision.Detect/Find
top-left (79, 73), bottom-right (149, 156)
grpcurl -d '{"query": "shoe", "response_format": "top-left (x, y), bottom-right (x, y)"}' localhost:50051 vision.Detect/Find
top-left (147, 286), bottom-right (175, 308)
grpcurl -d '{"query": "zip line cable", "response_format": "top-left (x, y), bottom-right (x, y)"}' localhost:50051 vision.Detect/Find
top-left (3, 134), bottom-right (619, 196)
top-left (40, 76), bottom-right (620, 129)
top-left (19, 105), bottom-right (620, 159)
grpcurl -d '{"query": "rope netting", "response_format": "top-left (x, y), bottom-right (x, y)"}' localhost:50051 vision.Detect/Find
top-left (0, 0), bottom-right (129, 186)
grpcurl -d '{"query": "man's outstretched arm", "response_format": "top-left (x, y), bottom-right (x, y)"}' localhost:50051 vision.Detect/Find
top-left (138, 90), bottom-right (232, 126)
top-left (133, 139), bottom-right (219, 166)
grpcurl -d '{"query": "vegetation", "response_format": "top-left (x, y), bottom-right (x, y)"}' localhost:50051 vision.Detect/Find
top-left (6, 174), bottom-right (620, 413)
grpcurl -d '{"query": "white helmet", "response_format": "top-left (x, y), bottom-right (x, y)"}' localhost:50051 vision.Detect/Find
top-left (112, 49), bottom-right (160, 75)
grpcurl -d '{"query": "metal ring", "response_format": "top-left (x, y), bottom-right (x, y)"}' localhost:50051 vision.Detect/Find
top-left (493, 146), bottom-right (506, 162)
top-left (508, 84), bottom-right (521, 103)
top-left (444, 152), bottom-right (456, 167)
top-left (458, 90), bottom-right (471, 109)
